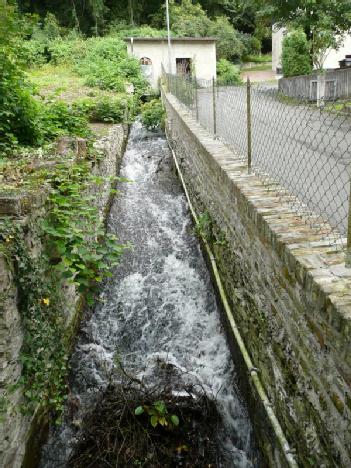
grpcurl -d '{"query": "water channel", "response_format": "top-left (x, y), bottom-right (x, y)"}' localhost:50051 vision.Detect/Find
top-left (40, 122), bottom-right (261, 467)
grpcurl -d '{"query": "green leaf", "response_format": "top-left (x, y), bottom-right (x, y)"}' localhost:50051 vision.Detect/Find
top-left (150, 415), bottom-right (158, 428)
top-left (153, 400), bottom-right (166, 414)
top-left (135, 406), bottom-right (144, 416)
top-left (171, 415), bottom-right (179, 426)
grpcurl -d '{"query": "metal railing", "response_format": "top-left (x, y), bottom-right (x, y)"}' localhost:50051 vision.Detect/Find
top-left (164, 72), bottom-right (351, 261)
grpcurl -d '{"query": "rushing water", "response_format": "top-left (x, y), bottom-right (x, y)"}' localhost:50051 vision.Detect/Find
top-left (40, 122), bottom-right (261, 467)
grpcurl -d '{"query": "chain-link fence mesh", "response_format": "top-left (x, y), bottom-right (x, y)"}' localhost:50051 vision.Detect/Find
top-left (165, 73), bottom-right (351, 248)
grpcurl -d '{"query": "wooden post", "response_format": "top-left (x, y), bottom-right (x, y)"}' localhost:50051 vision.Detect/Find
top-left (247, 77), bottom-right (252, 173)
top-left (212, 77), bottom-right (217, 138)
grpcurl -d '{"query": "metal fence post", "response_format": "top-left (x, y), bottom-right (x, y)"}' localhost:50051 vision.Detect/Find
top-left (247, 77), bottom-right (252, 173)
top-left (212, 77), bottom-right (217, 138)
top-left (346, 180), bottom-right (351, 267)
top-left (194, 74), bottom-right (199, 121)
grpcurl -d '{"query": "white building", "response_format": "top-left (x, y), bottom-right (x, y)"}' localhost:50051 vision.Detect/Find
top-left (272, 27), bottom-right (351, 74)
top-left (125, 37), bottom-right (217, 90)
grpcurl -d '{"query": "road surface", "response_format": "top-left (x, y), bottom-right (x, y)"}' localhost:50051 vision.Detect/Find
top-left (196, 85), bottom-right (351, 237)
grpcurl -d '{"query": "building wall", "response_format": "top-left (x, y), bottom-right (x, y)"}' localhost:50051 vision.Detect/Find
top-left (0, 125), bottom-right (127, 468)
top-left (272, 26), bottom-right (285, 73)
top-left (126, 40), bottom-right (216, 89)
top-left (163, 89), bottom-right (351, 467)
top-left (324, 34), bottom-right (351, 69)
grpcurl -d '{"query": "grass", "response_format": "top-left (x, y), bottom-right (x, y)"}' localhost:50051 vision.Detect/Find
top-left (242, 53), bottom-right (272, 64)
top-left (240, 63), bottom-right (272, 72)
top-left (324, 100), bottom-right (351, 114)
top-left (27, 64), bottom-right (116, 103)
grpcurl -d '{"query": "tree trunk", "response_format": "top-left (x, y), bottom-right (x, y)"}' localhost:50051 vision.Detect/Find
top-left (128, 0), bottom-right (134, 26)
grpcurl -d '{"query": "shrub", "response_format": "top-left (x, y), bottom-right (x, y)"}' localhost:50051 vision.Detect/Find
top-left (40, 100), bottom-right (90, 140)
top-left (216, 59), bottom-right (242, 85)
top-left (48, 37), bottom-right (87, 66)
top-left (73, 37), bottom-right (148, 94)
top-left (74, 94), bottom-right (138, 124)
top-left (0, 48), bottom-right (42, 153)
top-left (240, 33), bottom-right (262, 57)
top-left (140, 98), bottom-right (165, 130)
top-left (282, 30), bottom-right (312, 77)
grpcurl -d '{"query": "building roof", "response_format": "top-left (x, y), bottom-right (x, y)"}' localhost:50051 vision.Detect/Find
top-left (124, 37), bottom-right (216, 42)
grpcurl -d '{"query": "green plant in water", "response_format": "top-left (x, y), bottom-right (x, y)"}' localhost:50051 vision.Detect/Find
top-left (135, 400), bottom-right (179, 429)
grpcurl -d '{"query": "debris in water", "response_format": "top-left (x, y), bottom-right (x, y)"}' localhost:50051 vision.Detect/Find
top-left (68, 375), bottom-right (224, 467)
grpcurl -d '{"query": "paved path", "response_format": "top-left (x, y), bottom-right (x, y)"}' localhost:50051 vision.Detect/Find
top-left (196, 85), bottom-right (351, 237)
top-left (241, 69), bottom-right (277, 83)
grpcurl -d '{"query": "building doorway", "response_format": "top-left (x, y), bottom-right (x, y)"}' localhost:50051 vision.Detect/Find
top-left (176, 58), bottom-right (192, 76)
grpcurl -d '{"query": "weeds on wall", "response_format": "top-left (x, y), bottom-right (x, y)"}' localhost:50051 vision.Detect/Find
top-left (0, 159), bottom-right (126, 419)
top-left (42, 161), bottom-right (127, 304)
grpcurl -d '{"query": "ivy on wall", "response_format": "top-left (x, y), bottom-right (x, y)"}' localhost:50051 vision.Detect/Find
top-left (1, 157), bottom-right (126, 420)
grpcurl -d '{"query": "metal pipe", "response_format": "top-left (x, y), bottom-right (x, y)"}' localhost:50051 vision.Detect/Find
top-left (346, 179), bottom-right (351, 267)
top-left (164, 99), bottom-right (298, 468)
top-left (194, 74), bottom-right (199, 121)
top-left (166, 0), bottom-right (172, 74)
top-left (212, 77), bottom-right (217, 138)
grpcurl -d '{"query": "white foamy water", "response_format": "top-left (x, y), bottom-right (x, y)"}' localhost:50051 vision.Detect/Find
top-left (40, 122), bottom-right (261, 467)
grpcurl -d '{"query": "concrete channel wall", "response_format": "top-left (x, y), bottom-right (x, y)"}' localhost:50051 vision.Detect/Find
top-left (163, 90), bottom-right (351, 467)
top-left (0, 125), bottom-right (127, 468)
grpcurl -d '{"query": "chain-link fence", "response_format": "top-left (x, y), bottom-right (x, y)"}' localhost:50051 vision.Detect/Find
top-left (164, 72), bottom-right (351, 254)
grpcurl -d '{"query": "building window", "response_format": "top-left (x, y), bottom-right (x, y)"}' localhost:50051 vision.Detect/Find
top-left (140, 57), bottom-right (153, 79)
top-left (140, 57), bottom-right (152, 66)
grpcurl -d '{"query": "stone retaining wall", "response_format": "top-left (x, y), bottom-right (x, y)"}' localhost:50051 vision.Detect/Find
top-left (0, 124), bottom-right (127, 468)
top-left (163, 90), bottom-right (351, 467)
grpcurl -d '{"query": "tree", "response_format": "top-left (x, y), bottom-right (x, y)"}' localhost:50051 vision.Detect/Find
top-left (171, 0), bottom-right (211, 36)
top-left (208, 16), bottom-right (244, 59)
top-left (0, 0), bottom-right (17, 45)
top-left (281, 29), bottom-right (312, 77)
top-left (271, 0), bottom-right (351, 67)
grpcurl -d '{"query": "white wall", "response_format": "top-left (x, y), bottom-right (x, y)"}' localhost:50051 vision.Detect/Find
top-left (126, 39), bottom-right (217, 90)
top-left (324, 34), bottom-right (351, 69)
top-left (272, 27), bottom-right (351, 72)
top-left (272, 27), bottom-right (285, 73)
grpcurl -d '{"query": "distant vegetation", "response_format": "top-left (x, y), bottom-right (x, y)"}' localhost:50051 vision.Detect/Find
top-left (2, 0), bottom-right (350, 155)
top-left (217, 59), bottom-right (242, 85)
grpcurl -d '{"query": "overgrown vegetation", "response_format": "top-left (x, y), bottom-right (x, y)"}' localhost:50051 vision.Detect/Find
top-left (1, 157), bottom-right (126, 417)
top-left (140, 98), bottom-right (165, 130)
top-left (217, 58), bottom-right (242, 85)
top-left (0, 3), bottom-right (147, 159)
